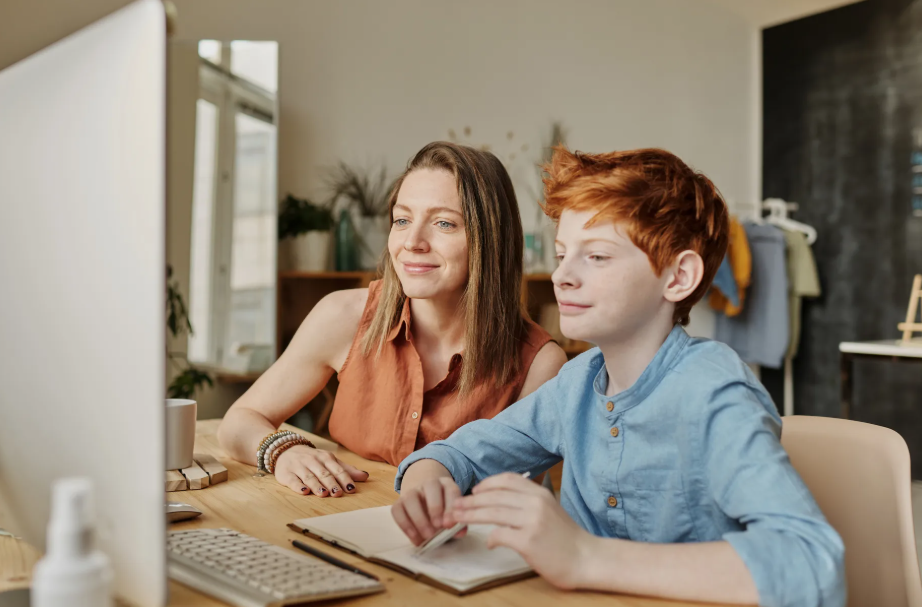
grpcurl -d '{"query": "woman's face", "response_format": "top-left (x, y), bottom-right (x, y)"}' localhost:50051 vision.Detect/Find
top-left (388, 168), bottom-right (469, 301)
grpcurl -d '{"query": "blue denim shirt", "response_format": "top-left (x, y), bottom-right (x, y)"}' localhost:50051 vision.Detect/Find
top-left (396, 326), bottom-right (846, 607)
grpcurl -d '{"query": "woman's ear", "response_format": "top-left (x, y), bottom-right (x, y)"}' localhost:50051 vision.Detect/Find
top-left (663, 250), bottom-right (704, 304)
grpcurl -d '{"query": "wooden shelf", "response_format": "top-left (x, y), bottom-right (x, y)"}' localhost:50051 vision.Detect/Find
top-left (279, 271), bottom-right (376, 280)
top-left (561, 342), bottom-right (592, 356)
top-left (279, 271), bottom-right (553, 281)
top-left (214, 371), bottom-right (263, 384)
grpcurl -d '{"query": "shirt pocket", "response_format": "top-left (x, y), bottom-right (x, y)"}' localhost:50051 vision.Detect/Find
top-left (624, 469), bottom-right (699, 544)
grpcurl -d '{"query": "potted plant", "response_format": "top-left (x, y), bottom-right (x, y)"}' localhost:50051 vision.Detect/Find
top-left (278, 194), bottom-right (335, 272)
top-left (166, 265), bottom-right (213, 399)
top-left (326, 162), bottom-right (395, 271)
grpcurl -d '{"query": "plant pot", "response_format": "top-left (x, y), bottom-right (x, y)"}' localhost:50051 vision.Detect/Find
top-left (277, 238), bottom-right (293, 272)
top-left (290, 231), bottom-right (332, 272)
top-left (354, 215), bottom-right (390, 271)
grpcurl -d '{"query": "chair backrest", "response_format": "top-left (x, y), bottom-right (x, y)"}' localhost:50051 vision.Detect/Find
top-left (782, 415), bottom-right (922, 607)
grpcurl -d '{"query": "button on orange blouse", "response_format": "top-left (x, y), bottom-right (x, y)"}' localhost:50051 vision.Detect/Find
top-left (328, 280), bottom-right (553, 466)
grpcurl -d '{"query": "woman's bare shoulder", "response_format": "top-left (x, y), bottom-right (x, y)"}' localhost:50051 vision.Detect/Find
top-left (288, 288), bottom-right (370, 366)
top-left (312, 288), bottom-right (370, 324)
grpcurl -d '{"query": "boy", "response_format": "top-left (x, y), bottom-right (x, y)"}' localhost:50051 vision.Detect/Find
top-left (391, 147), bottom-right (845, 607)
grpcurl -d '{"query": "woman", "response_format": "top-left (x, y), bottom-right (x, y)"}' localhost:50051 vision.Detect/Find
top-left (217, 141), bottom-right (567, 497)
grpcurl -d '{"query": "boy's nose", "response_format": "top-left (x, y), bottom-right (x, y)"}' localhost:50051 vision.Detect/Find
top-left (552, 258), bottom-right (579, 289)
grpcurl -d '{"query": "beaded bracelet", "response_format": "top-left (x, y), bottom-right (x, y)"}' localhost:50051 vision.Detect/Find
top-left (268, 437), bottom-right (314, 474)
top-left (262, 434), bottom-right (301, 471)
top-left (256, 430), bottom-right (298, 474)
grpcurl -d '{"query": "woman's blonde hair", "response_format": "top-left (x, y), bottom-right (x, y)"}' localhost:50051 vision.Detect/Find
top-left (361, 141), bottom-right (528, 396)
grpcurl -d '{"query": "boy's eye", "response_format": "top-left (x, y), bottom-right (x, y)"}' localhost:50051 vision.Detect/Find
top-left (589, 255), bottom-right (609, 262)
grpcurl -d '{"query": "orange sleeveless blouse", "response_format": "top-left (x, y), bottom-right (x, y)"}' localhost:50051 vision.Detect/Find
top-left (327, 280), bottom-right (553, 466)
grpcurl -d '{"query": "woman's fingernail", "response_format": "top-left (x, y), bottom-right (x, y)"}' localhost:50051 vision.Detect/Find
top-left (362, 470), bottom-right (369, 475)
top-left (331, 487), bottom-right (339, 494)
top-left (301, 487), bottom-right (308, 492)
top-left (318, 487), bottom-right (327, 493)
top-left (346, 483), bottom-right (355, 491)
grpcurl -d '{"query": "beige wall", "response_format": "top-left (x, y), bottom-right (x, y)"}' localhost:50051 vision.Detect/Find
top-left (167, 0), bottom-right (756, 235)
top-left (2, 0), bottom-right (776, 414)
top-left (0, 0), bottom-right (133, 70)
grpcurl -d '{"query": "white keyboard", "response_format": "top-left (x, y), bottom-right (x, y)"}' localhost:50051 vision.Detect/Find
top-left (167, 528), bottom-right (384, 607)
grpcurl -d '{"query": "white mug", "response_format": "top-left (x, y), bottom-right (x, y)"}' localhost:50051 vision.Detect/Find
top-left (165, 399), bottom-right (197, 470)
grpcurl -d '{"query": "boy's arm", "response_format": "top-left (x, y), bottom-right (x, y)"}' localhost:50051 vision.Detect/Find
top-left (575, 536), bottom-right (757, 603)
top-left (702, 381), bottom-right (846, 607)
top-left (394, 372), bottom-right (565, 494)
top-left (451, 381), bottom-right (844, 607)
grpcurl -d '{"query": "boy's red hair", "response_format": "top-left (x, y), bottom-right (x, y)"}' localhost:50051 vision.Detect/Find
top-left (542, 147), bottom-right (729, 326)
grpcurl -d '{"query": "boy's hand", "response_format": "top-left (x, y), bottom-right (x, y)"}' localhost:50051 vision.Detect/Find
top-left (447, 472), bottom-right (593, 589)
top-left (391, 477), bottom-right (467, 546)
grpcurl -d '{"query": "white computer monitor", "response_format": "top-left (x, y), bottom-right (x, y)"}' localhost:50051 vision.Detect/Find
top-left (0, 1), bottom-right (167, 605)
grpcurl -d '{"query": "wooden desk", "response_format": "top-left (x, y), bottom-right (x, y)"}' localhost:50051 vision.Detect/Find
top-left (1, 420), bottom-right (733, 607)
top-left (839, 340), bottom-right (922, 419)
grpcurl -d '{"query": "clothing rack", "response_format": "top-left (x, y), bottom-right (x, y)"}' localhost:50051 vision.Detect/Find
top-left (761, 199), bottom-right (814, 418)
top-left (728, 199), bottom-right (816, 418)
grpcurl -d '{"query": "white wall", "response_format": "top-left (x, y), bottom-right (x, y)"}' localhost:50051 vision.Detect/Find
top-left (168, 0), bottom-right (756, 341)
top-left (0, 0), bottom-right (762, 412)
top-left (707, 0), bottom-right (864, 27)
top-left (170, 0), bottom-right (755, 235)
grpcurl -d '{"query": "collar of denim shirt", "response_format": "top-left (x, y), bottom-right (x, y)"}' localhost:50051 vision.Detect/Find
top-left (591, 324), bottom-right (690, 412)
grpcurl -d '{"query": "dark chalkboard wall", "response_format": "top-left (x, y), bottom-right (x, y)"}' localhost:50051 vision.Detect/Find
top-left (762, 0), bottom-right (922, 475)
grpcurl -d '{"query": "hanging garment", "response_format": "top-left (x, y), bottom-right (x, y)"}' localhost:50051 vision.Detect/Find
top-left (715, 223), bottom-right (789, 369)
top-left (783, 229), bottom-right (821, 359)
top-left (711, 255), bottom-right (739, 307)
top-left (708, 217), bottom-right (751, 316)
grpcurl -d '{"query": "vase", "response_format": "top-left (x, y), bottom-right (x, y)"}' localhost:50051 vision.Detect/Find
top-left (354, 215), bottom-right (390, 271)
top-left (289, 231), bottom-right (331, 272)
top-left (335, 210), bottom-right (359, 271)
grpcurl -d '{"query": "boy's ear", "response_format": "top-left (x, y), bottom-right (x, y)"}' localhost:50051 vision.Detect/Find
top-left (663, 250), bottom-right (704, 304)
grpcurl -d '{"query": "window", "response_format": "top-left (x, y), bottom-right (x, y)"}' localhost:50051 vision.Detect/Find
top-left (187, 42), bottom-right (278, 373)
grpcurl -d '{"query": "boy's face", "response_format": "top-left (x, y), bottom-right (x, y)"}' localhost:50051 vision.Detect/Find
top-left (552, 210), bottom-right (674, 345)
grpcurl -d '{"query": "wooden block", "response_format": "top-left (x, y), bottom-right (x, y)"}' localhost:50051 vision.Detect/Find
top-left (181, 462), bottom-right (210, 490)
top-left (193, 453), bottom-right (228, 485)
top-left (166, 469), bottom-right (187, 492)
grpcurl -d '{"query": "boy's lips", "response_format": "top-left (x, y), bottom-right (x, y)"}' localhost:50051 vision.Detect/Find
top-left (558, 301), bottom-right (591, 315)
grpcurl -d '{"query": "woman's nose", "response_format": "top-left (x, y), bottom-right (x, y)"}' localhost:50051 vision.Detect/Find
top-left (403, 224), bottom-right (430, 253)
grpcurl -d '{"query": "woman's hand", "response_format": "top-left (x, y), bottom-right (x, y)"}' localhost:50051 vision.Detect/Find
top-left (391, 477), bottom-right (466, 545)
top-left (274, 445), bottom-right (369, 497)
top-left (446, 472), bottom-right (593, 590)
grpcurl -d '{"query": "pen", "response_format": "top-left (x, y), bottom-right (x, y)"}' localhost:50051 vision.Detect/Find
top-left (291, 539), bottom-right (380, 581)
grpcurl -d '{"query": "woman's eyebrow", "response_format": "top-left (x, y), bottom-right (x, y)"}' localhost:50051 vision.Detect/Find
top-left (393, 203), bottom-right (462, 217)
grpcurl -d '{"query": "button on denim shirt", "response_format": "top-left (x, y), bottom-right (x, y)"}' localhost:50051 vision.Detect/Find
top-left (396, 326), bottom-right (846, 607)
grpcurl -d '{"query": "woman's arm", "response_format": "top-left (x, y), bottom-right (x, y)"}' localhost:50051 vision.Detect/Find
top-left (216, 288), bottom-right (368, 495)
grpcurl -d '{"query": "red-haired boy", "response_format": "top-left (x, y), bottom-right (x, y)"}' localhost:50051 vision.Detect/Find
top-left (393, 148), bottom-right (845, 607)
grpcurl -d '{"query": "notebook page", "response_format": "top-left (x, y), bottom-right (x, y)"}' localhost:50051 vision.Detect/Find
top-left (376, 525), bottom-right (530, 584)
top-left (293, 506), bottom-right (410, 556)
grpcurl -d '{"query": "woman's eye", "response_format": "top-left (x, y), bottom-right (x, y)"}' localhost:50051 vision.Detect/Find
top-left (393, 218), bottom-right (409, 227)
top-left (436, 220), bottom-right (456, 230)
top-left (589, 255), bottom-right (609, 262)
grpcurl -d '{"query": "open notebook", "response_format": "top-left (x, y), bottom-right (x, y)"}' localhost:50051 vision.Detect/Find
top-left (289, 506), bottom-right (534, 595)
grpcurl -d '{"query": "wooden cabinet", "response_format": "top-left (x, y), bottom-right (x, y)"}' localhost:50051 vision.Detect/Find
top-left (277, 271), bottom-right (590, 358)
